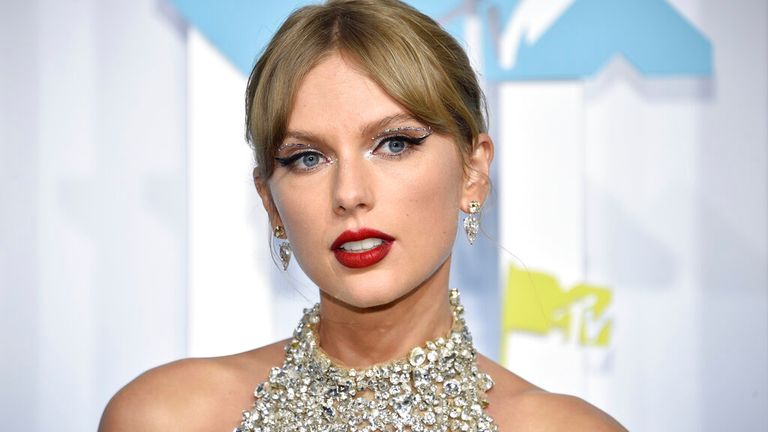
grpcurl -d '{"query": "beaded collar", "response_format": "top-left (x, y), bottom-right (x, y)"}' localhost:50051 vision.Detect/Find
top-left (235, 289), bottom-right (497, 432)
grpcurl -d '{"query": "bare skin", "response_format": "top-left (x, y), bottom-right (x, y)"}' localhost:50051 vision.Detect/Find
top-left (99, 339), bottom-right (625, 431)
top-left (99, 275), bottom-right (626, 432)
top-left (100, 54), bottom-right (626, 431)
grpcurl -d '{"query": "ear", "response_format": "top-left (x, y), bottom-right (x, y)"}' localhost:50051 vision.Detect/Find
top-left (253, 167), bottom-right (283, 230)
top-left (461, 133), bottom-right (494, 212)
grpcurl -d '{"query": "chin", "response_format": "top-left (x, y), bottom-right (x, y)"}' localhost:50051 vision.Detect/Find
top-left (322, 276), bottom-right (414, 310)
top-left (299, 245), bottom-right (450, 311)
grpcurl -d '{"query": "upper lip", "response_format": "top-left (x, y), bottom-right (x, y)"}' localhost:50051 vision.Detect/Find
top-left (331, 228), bottom-right (395, 250)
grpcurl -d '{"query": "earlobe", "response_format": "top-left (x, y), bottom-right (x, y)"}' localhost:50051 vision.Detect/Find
top-left (253, 167), bottom-right (268, 199)
top-left (253, 168), bottom-right (282, 228)
top-left (461, 133), bottom-right (494, 210)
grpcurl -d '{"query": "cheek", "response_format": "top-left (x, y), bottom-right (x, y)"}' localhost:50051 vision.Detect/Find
top-left (269, 179), bottom-right (327, 245)
top-left (396, 155), bottom-right (464, 237)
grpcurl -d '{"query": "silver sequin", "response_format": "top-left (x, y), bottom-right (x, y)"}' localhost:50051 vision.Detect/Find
top-left (235, 289), bottom-right (497, 432)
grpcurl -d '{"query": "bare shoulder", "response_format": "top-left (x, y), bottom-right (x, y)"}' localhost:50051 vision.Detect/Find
top-left (99, 339), bottom-right (289, 432)
top-left (477, 354), bottom-right (627, 432)
top-left (497, 390), bottom-right (627, 431)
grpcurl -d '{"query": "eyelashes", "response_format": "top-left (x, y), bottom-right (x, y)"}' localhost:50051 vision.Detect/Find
top-left (369, 133), bottom-right (430, 159)
top-left (275, 151), bottom-right (326, 170)
top-left (275, 127), bottom-right (432, 173)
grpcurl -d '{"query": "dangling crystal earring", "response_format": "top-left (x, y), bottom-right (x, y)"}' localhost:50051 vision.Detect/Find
top-left (463, 200), bottom-right (481, 245)
top-left (273, 225), bottom-right (291, 270)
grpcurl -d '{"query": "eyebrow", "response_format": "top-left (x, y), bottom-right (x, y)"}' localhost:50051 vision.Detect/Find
top-left (279, 113), bottom-right (423, 151)
top-left (280, 130), bottom-right (325, 148)
top-left (360, 113), bottom-right (422, 138)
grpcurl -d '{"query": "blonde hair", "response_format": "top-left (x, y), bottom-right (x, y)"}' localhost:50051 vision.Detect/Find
top-left (245, 0), bottom-right (487, 178)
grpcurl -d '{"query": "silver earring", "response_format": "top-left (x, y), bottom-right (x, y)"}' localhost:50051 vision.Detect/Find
top-left (273, 225), bottom-right (291, 270)
top-left (463, 201), bottom-right (481, 245)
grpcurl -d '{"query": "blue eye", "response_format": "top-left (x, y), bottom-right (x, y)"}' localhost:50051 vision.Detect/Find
top-left (275, 151), bottom-right (328, 171)
top-left (299, 153), bottom-right (321, 167)
top-left (373, 134), bottom-right (428, 158)
top-left (382, 138), bottom-right (407, 155)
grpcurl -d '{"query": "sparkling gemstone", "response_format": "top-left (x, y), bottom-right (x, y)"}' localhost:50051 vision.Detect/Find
top-left (322, 406), bottom-right (335, 420)
top-left (477, 373), bottom-right (494, 392)
top-left (449, 289), bottom-right (460, 301)
top-left (464, 213), bottom-right (479, 244)
top-left (394, 395), bottom-right (413, 418)
top-left (234, 292), bottom-right (496, 432)
top-left (443, 379), bottom-right (460, 397)
top-left (268, 367), bottom-right (281, 382)
top-left (422, 411), bottom-right (436, 425)
top-left (409, 347), bottom-right (426, 366)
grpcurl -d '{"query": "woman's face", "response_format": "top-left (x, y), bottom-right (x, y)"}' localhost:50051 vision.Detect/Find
top-left (261, 53), bottom-right (476, 309)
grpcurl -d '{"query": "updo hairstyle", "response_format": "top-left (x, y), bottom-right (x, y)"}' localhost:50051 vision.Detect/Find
top-left (245, 0), bottom-right (487, 179)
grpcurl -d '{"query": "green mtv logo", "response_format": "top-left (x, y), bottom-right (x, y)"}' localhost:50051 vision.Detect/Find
top-left (500, 265), bottom-right (613, 362)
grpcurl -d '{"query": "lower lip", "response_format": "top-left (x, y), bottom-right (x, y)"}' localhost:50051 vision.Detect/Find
top-left (333, 241), bottom-right (393, 268)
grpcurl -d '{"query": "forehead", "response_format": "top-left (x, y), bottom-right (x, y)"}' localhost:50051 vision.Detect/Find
top-left (287, 54), bottom-right (409, 136)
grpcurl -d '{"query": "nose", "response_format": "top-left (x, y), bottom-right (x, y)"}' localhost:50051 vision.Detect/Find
top-left (332, 155), bottom-right (373, 215)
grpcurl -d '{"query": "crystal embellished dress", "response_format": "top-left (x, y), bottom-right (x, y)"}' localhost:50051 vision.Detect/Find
top-left (235, 289), bottom-right (497, 432)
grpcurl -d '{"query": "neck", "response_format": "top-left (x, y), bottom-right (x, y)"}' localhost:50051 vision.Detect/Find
top-left (316, 260), bottom-right (453, 369)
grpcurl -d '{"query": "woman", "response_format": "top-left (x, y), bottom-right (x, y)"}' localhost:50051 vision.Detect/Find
top-left (100, 1), bottom-right (626, 430)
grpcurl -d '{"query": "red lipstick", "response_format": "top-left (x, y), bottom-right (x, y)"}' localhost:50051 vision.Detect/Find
top-left (331, 228), bottom-right (395, 269)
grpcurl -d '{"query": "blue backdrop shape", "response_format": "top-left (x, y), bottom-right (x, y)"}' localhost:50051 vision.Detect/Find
top-left (171, 0), bottom-right (712, 80)
top-left (481, 0), bottom-right (712, 80)
top-left (169, 1), bottom-right (312, 75)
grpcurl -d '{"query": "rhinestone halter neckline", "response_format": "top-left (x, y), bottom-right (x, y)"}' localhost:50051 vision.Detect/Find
top-left (235, 289), bottom-right (498, 432)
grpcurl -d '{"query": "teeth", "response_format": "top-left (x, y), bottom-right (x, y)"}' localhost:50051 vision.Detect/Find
top-left (339, 238), bottom-right (384, 252)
